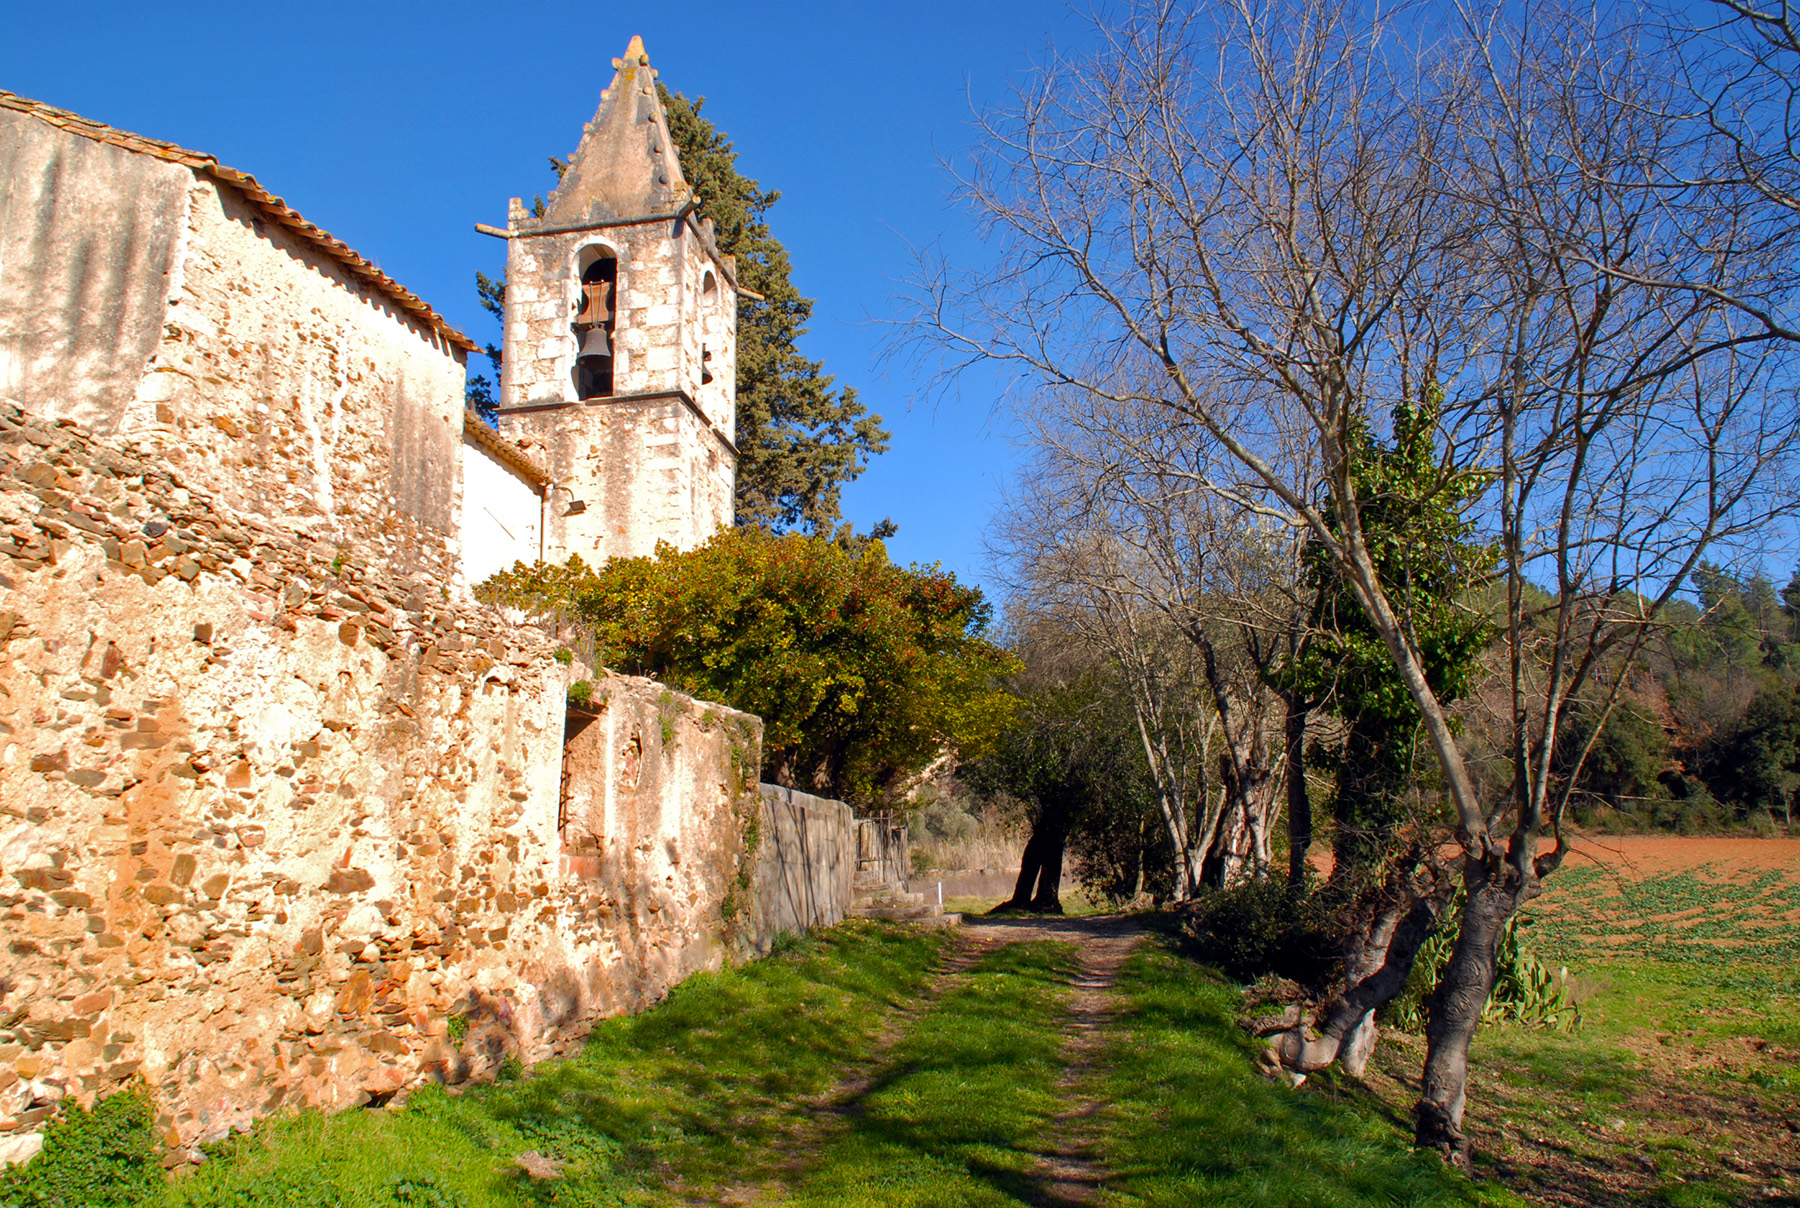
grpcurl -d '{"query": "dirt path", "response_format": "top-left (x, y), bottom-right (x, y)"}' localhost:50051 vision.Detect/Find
top-left (710, 919), bottom-right (1041, 1205)
top-left (959, 913), bottom-right (1145, 1206)
top-left (711, 913), bottom-right (1144, 1206)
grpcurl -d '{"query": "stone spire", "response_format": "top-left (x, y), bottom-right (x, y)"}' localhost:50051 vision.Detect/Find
top-left (543, 36), bottom-right (689, 225)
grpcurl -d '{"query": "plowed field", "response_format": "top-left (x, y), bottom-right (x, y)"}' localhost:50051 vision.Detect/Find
top-left (1525, 836), bottom-right (1800, 966)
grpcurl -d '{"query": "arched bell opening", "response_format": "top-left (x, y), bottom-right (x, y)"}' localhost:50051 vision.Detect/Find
top-left (573, 248), bottom-right (618, 400)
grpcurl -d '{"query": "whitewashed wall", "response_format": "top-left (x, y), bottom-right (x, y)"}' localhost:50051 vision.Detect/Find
top-left (459, 438), bottom-right (542, 586)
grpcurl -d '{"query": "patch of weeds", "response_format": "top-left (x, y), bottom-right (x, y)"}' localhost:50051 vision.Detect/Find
top-left (496, 1056), bottom-right (525, 1083)
top-left (330, 549), bottom-right (348, 576)
top-left (720, 795), bottom-right (764, 930)
top-left (446, 1012), bottom-right (469, 1043)
top-left (655, 691), bottom-right (679, 749)
top-left (1178, 876), bottom-right (1338, 985)
top-left (1387, 894), bottom-right (1580, 1033)
top-left (552, 647), bottom-right (574, 666)
top-left (768, 929), bottom-right (817, 958)
top-left (181, 1169), bottom-right (347, 1206)
top-left (384, 1175), bottom-right (468, 1207)
top-left (567, 680), bottom-right (594, 709)
top-left (0, 1089), bottom-right (163, 1208)
top-left (1652, 1177), bottom-right (1748, 1208)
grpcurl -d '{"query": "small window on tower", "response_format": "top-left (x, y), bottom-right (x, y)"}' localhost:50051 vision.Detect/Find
top-left (700, 271), bottom-right (718, 386)
top-left (574, 255), bottom-right (617, 400)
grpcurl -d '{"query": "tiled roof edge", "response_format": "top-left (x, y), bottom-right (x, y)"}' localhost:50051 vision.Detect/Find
top-left (463, 410), bottom-right (551, 486)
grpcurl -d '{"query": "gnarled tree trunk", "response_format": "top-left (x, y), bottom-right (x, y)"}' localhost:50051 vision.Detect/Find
top-left (1415, 858), bottom-right (1541, 1162)
top-left (1268, 881), bottom-right (1451, 1075)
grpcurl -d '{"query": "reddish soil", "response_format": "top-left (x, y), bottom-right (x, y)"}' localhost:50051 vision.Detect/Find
top-left (1308, 834), bottom-right (1800, 882)
top-left (1556, 834), bottom-right (1800, 879)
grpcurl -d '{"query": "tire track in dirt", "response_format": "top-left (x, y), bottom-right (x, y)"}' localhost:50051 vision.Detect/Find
top-left (708, 921), bottom-right (994, 1206)
top-left (958, 913), bottom-right (1145, 1207)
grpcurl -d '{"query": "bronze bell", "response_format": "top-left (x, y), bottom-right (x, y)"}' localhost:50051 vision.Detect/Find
top-left (577, 326), bottom-right (613, 364)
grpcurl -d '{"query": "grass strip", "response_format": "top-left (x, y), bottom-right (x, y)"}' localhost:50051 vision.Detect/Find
top-left (163, 922), bottom-right (950, 1207)
top-left (1086, 934), bottom-right (1521, 1208)
top-left (780, 938), bottom-right (1080, 1207)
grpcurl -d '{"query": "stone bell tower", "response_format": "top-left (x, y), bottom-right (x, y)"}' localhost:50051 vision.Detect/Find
top-left (491, 36), bottom-right (738, 567)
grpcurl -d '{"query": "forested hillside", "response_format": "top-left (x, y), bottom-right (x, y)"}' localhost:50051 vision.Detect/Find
top-left (1565, 566), bottom-right (1800, 833)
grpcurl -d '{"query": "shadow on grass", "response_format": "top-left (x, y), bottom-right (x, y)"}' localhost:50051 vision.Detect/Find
top-left (783, 940), bottom-right (1084, 1207)
top-left (167, 922), bottom-right (951, 1208)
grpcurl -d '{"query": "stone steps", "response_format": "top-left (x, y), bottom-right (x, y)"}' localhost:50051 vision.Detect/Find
top-left (849, 901), bottom-right (961, 926)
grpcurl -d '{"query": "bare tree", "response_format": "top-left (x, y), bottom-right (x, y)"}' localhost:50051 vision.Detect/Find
top-left (994, 448), bottom-right (1245, 899)
top-left (1662, 0), bottom-right (1800, 338)
top-left (911, 0), bottom-right (1800, 1161)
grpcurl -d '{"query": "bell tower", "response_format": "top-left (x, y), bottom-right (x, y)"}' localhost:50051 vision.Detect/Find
top-left (490, 36), bottom-right (738, 567)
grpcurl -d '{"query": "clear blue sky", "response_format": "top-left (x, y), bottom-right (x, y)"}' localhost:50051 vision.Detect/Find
top-left (2, 2), bottom-right (1090, 593)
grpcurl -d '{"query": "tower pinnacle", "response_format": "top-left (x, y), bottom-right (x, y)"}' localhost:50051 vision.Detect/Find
top-left (544, 36), bottom-right (688, 225)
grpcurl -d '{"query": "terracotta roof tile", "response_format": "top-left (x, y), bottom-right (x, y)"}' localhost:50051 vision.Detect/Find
top-left (463, 410), bottom-right (551, 486)
top-left (0, 90), bottom-right (477, 354)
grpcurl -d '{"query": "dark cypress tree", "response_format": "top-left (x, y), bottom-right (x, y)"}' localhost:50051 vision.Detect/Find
top-left (658, 86), bottom-right (891, 533)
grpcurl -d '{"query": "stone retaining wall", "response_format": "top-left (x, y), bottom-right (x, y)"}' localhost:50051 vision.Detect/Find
top-left (0, 401), bottom-right (799, 1156)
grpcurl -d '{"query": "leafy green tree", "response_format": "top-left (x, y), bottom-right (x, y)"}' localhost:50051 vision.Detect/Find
top-left (1282, 388), bottom-right (1495, 881)
top-left (1715, 682), bottom-right (1800, 825)
top-left (464, 271), bottom-right (506, 427)
top-left (962, 648), bottom-right (1164, 912)
top-left (659, 87), bottom-right (891, 532)
top-left (478, 529), bottom-right (1015, 803)
top-left (1556, 698), bottom-right (1675, 819)
top-left (1781, 567), bottom-right (1800, 642)
top-left (1692, 563), bottom-right (1767, 668)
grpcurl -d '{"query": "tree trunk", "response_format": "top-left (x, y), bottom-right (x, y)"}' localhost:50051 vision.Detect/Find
top-left (1029, 823), bottom-right (1067, 914)
top-left (1284, 698), bottom-right (1312, 888)
top-left (1200, 800), bottom-right (1245, 887)
top-left (1336, 894), bottom-right (1406, 1077)
top-left (1001, 827), bottom-right (1049, 911)
top-left (1000, 812), bottom-right (1068, 914)
top-left (1270, 883), bottom-right (1450, 1074)
top-left (1414, 862), bottom-right (1528, 1165)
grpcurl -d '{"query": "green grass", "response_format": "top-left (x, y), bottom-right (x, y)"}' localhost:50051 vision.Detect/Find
top-left (1354, 851), bottom-right (1800, 1206)
top-left (941, 890), bottom-right (1111, 918)
top-left (1087, 933), bottom-right (1519, 1208)
top-left (165, 922), bottom-right (950, 1207)
top-left (36, 904), bottom-right (1759, 1207)
top-left (780, 940), bottom-right (1080, 1206)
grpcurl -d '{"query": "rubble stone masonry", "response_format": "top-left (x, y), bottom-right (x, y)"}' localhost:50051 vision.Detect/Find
top-left (0, 401), bottom-right (792, 1153)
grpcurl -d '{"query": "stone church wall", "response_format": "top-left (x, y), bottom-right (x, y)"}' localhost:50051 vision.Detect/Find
top-left (0, 103), bottom-right (470, 586)
top-left (0, 401), bottom-right (829, 1153)
top-left (118, 175), bottom-right (468, 582)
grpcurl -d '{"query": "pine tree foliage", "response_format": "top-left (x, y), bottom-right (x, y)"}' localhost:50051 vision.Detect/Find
top-left (659, 86), bottom-right (891, 533)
